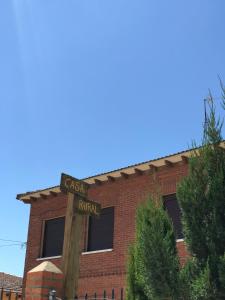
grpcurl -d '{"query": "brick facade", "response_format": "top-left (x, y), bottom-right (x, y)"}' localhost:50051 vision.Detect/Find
top-left (22, 160), bottom-right (189, 297)
top-left (25, 262), bottom-right (63, 300)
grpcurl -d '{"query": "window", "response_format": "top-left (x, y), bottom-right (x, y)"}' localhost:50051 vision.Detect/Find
top-left (87, 207), bottom-right (114, 252)
top-left (163, 194), bottom-right (183, 239)
top-left (42, 217), bottom-right (65, 257)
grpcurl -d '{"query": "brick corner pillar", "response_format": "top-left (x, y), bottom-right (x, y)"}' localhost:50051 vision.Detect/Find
top-left (25, 261), bottom-right (63, 300)
top-left (176, 240), bottom-right (189, 266)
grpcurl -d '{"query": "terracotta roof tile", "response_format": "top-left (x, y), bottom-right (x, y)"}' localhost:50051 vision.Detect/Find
top-left (0, 272), bottom-right (22, 292)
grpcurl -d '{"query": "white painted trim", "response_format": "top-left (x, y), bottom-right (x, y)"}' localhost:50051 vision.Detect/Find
top-left (36, 255), bottom-right (62, 261)
top-left (176, 239), bottom-right (184, 242)
top-left (82, 249), bottom-right (113, 255)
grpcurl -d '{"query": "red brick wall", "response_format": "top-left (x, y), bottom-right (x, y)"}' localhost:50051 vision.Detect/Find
top-left (25, 270), bottom-right (63, 300)
top-left (23, 161), bottom-right (189, 297)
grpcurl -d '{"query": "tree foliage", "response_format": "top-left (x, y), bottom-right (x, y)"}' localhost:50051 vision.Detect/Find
top-left (126, 84), bottom-right (225, 299)
top-left (126, 199), bottom-right (180, 300)
top-left (177, 88), bottom-right (225, 299)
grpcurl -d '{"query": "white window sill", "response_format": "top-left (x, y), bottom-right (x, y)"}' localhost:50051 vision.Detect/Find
top-left (176, 239), bottom-right (184, 243)
top-left (36, 255), bottom-right (62, 261)
top-left (82, 249), bottom-right (113, 255)
top-left (36, 249), bottom-right (113, 260)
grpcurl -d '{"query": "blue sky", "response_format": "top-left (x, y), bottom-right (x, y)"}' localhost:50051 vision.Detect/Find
top-left (0, 0), bottom-right (225, 277)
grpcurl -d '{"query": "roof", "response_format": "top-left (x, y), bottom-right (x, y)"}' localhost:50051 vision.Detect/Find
top-left (0, 272), bottom-right (22, 292)
top-left (17, 143), bottom-right (225, 203)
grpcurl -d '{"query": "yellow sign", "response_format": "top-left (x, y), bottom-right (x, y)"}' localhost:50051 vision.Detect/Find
top-left (60, 173), bottom-right (89, 197)
top-left (60, 173), bottom-right (101, 216)
top-left (75, 198), bottom-right (101, 216)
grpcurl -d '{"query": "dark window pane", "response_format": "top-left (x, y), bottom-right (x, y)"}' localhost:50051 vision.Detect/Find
top-left (163, 194), bottom-right (183, 239)
top-left (88, 207), bottom-right (114, 251)
top-left (42, 217), bottom-right (65, 257)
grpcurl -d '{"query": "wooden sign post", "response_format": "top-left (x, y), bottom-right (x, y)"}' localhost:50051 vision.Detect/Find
top-left (60, 173), bottom-right (101, 300)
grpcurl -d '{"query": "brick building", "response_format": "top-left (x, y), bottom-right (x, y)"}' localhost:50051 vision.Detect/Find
top-left (17, 148), bottom-right (191, 298)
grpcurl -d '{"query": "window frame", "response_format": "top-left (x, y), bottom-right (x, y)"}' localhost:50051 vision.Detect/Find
top-left (85, 206), bottom-right (115, 253)
top-left (40, 215), bottom-right (65, 259)
top-left (163, 193), bottom-right (184, 241)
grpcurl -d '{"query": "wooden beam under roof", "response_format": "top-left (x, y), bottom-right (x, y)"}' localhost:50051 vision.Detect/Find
top-left (94, 178), bottom-right (103, 185)
top-left (40, 193), bottom-right (48, 199)
top-left (50, 191), bottom-right (58, 197)
top-left (30, 196), bottom-right (37, 202)
top-left (181, 155), bottom-right (189, 163)
top-left (107, 175), bottom-right (115, 182)
top-left (134, 168), bottom-right (144, 175)
top-left (149, 164), bottom-right (158, 171)
top-left (120, 172), bottom-right (129, 179)
top-left (164, 159), bottom-right (173, 167)
top-left (19, 143), bottom-right (225, 203)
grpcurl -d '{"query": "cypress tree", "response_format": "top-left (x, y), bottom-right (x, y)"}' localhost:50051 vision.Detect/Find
top-left (126, 198), bottom-right (180, 300)
top-left (177, 90), bottom-right (225, 299)
top-left (126, 244), bottom-right (146, 300)
top-left (126, 86), bottom-right (225, 299)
